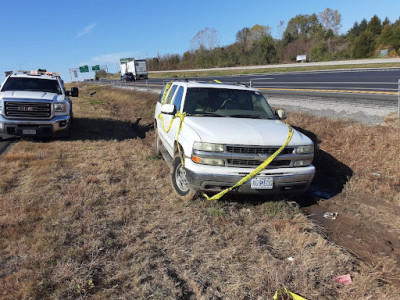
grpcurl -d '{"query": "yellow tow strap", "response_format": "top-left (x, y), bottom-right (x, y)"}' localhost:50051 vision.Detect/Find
top-left (161, 82), bottom-right (173, 104)
top-left (203, 123), bottom-right (293, 201)
top-left (157, 111), bottom-right (187, 168)
top-left (273, 287), bottom-right (307, 300)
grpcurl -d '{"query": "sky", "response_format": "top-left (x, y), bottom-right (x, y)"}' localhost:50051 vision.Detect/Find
top-left (0, 0), bottom-right (399, 82)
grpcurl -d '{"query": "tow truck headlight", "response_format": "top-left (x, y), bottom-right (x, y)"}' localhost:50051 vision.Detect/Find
top-left (296, 145), bottom-right (314, 154)
top-left (54, 103), bottom-right (67, 112)
top-left (193, 142), bottom-right (224, 152)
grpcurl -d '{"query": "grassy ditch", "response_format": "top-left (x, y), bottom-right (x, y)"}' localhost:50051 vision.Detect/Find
top-left (149, 62), bottom-right (400, 79)
top-left (0, 85), bottom-right (399, 299)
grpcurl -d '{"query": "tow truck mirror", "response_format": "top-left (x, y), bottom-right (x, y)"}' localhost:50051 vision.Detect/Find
top-left (66, 87), bottom-right (79, 97)
top-left (161, 104), bottom-right (176, 115)
top-left (275, 109), bottom-right (287, 120)
top-left (71, 87), bottom-right (79, 97)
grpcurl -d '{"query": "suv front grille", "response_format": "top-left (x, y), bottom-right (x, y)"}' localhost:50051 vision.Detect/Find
top-left (226, 145), bottom-right (294, 155)
top-left (5, 101), bottom-right (52, 119)
top-left (227, 159), bottom-right (291, 167)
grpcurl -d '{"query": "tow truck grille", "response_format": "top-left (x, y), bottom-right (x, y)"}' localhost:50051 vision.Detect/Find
top-left (5, 101), bottom-right (52, 119)
top-left (227, 159), bottom-right (291, 167)
top-left (226, 146), bottom-right (294, 155)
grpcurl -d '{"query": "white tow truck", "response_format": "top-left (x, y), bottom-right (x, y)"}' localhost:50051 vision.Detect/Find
top-left (154, 80), bottom-right (315, 200)
top-left (0, 70), bottom-right (78, 139)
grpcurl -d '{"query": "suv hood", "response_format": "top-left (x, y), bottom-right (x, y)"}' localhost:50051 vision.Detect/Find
top-left (184, 117), bottom-right (312, 146)
top-left (0, 91), bottom-right (65, 101)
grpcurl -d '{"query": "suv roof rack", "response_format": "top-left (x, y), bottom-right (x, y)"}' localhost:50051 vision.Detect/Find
top-left (164, 79), bottom-right (251, 88)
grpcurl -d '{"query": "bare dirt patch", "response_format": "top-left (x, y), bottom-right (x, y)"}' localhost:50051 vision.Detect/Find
top-left (287, 113), bottom-right (400, 287)
top-left (0, 84), bottom-right (399, 299)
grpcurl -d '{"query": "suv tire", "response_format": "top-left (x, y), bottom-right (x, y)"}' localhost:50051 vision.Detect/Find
top-left (171, 155), bottom-right (197, 201)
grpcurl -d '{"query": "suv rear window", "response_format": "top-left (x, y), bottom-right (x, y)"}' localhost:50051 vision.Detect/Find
top-left (1, 77), bottom-right (62, 94)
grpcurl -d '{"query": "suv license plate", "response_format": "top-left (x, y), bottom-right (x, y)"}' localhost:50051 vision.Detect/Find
top-left (251, 177), bottom-right (273, 189)
top-left (22, 129), bottom-right (36, 135)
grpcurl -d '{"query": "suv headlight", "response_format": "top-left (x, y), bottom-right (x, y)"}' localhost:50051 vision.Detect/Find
top-left (191, 155), bottom-right (225, 166)
top-left (296, 145), bottom-right (314, 154)
top-left (193, 142), bottom-right (224, 152)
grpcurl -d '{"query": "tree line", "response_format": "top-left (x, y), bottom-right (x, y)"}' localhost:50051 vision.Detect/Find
top-left (147, 9), bottom-right (400, 71)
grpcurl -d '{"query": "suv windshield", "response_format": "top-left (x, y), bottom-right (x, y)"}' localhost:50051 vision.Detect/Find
top-left (183, 87), bottom-right (275, 119)
top-left (1, 77), bottom-right (62, 94)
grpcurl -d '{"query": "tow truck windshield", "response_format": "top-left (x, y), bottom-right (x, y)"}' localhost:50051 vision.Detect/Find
top-left (1, 77), bottom-right (62, 94)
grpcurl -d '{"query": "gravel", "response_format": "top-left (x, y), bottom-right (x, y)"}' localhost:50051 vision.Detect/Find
top-left (266, 94), bottom-right (397, 126)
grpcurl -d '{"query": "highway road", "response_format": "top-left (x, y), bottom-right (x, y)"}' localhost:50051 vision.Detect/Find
top-left (129, 67), bottom-right (400, 102)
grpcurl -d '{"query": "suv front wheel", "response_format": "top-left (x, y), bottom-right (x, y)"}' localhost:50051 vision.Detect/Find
top-left (171, 156), bottom-right (197, 201)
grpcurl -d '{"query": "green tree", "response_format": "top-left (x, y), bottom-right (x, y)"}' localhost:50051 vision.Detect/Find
top-left (367, 15), bottom-right (382, 36)
top-left (249, 24), bottom-right (271, 41)
top-left (254, 35), bottom-right (277, 64)
top-left (283, 14), bottom-right (322, 45)
top-left (309, 42), bottom-right (328, 61)
top-left (378, 24), bottom-right (400, 49)
top-left (353, 31), bottom-right (375, 58)
top-left (347, 18), bottom-right (368, 41)
top-left (382, 17), bottom-right (391, 26)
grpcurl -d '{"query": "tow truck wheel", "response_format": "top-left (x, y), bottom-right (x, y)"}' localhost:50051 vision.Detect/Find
top-left (171, 156), bottom-right (197, 201)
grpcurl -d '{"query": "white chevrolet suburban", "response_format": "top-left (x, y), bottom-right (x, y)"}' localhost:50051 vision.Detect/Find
top-left (154, 81), bottom-right (315, 200)
top-left (0, 70), bottom-right (78, 139)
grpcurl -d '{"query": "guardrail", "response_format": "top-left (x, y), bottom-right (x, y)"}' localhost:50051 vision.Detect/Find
top-left (89, 79), bottom-right (163, 91)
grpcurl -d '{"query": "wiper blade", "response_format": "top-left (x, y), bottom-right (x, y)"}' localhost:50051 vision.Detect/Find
top-left (229, 114), bottom-right (265, 119)
top-left (187, 112), bottom-right (226, 117)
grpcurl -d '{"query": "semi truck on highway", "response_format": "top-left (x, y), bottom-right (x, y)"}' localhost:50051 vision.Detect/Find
top-left (120, 59), bottom-right (148, 81)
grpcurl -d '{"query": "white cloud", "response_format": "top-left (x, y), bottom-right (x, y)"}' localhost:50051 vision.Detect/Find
top-left (77, 23), bottom-right (97, 37)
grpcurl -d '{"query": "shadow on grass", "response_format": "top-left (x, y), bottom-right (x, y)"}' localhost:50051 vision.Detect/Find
top-left (70, 117), bottom-right (153, 141)
top-left (292, 126), bottom-right (354, 208)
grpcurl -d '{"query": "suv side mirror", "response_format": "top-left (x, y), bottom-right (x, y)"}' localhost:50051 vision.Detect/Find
top-left (275, 109), bottom-right (287, 120)
top-left (161, 104), bottom-right (176, 115)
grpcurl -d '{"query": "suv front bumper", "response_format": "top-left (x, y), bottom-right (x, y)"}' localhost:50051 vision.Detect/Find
top-left (0, 115), bottom-right (71, 139)
top-left (184, 160), bottom-right (315, 194)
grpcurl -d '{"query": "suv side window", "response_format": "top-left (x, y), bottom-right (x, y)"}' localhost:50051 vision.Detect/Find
top-left (165, 85), bottom-right (178, 104)
top-left (172, 86), bottom-right (184, 111)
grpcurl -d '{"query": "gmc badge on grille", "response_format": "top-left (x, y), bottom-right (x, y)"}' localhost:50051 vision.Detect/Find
top-left (18, 106), bottom-right (37, 111)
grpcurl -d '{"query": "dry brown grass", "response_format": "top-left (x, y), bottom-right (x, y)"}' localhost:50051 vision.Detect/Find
top-left (1, 84), bottom-right (399, 299)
